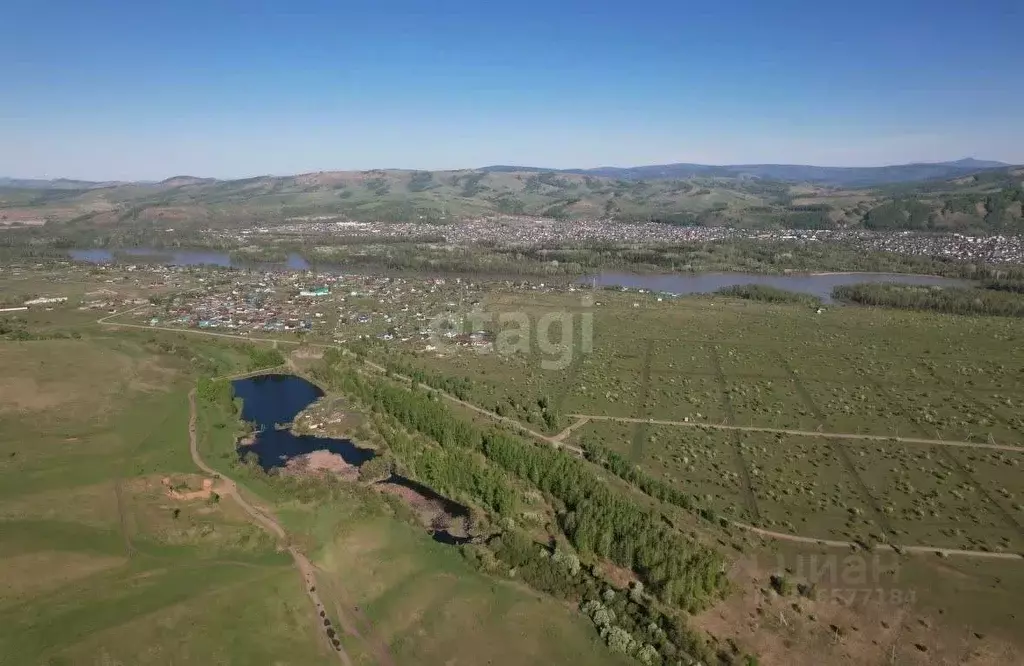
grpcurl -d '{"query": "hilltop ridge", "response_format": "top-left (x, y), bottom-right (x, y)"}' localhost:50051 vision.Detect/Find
top-left (0, 163), bottom-right (1021, 233)
top-left (482, 158), bottom-right (1012, 186)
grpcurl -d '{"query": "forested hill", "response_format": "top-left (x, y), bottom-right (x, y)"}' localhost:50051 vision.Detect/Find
top-left (1, 164), bottom-right (1022, 233)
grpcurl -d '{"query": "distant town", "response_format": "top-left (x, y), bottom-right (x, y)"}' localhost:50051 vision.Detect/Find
top-left (227, 216), bottom-right (1024, 265)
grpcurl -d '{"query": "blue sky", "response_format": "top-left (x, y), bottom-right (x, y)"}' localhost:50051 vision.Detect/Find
top-left (2, 0), bottom-right (1022, 180)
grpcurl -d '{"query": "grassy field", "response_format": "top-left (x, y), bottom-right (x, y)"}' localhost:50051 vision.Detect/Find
top-left (6, 268), bottom-right (1024, 665)
top-left (302, 513), bottom-right (632, 666)
top-left (196, 396), bottom-right (633, 666)
top-left (0, 335), bottom-right (342, 666)
top-left (0, 325), bottom-right (631, 666)
top-left (376, 289), bottom-right (1024, 554)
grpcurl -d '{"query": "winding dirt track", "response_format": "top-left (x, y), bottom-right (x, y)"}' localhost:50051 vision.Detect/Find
top-left (187, 390), bottom-right (368, 666)
top-left (105, 313), bottom-right (1023, 562)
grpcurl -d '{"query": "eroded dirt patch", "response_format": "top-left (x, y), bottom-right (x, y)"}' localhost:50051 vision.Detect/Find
top-left (284, 450), bottom-right (359, 482)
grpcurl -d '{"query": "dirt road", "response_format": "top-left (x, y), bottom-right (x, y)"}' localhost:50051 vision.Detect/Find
top-left (358, 357), bottom-right (586, 456)
top-left (734, 522), bottom-right (1024, 560)
top-left (571, 414), bottom-right (1024, 453)
top-left (187, 390), bottom-right (374, 666)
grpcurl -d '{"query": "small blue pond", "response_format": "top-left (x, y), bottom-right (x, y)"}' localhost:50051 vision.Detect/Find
top-left (231, 373), bottom-right (474, 546)
top-left (232, 374), bottom-right (375, 471)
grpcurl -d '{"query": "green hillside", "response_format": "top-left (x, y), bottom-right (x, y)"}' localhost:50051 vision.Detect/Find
top-left (1, 166), bottom-right (1022, 232)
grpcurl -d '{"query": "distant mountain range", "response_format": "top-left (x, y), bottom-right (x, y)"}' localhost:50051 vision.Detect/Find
top-left (1, 158), bottom-right (1013, 191)
top-left (482, 158), bottom-right (1011, 187)
top-left (1, 161), bottom-right (1021, 234)
top-left (0, 177), bottom-right (126, 190)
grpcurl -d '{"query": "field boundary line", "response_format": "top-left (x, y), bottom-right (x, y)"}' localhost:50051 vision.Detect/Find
top-left (734, 522), bottom-right (1024, 560)
top-left (711, 345), bottom-right (761, 521)
top-left (113, 480), bottom-right (135, 558)
top-left (567, 415), bottom-right (1024, 453)
top-left (828, 440), bottom-right (896, 537)
top-left (934, 446), bottom-right (1024, 541)
top-left (776, 352), bottom-right (825, 429)
top-left (628, 340), bottom-right (656, 463)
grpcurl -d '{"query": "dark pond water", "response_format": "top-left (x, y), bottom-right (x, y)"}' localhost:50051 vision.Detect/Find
top-left (70, 248), bottom-right (311, 271)
top-left (581, 271), bottom-right (972, 303)
top-left (232, 374), bottom-right (374, 471)
top-left (430, 530), bottom-right (474, 546)
top-left (231, 375), bottom-right (473, 546)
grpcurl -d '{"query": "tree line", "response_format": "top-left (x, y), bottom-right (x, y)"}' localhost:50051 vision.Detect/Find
top-left (715, 284), bottom-right (821, 307)
top-left (583, 441), bottom-right (726, 525)
top-left (982, 278), bottom-right (1024, 294)
top-left (833, 283), bottom-right (1024, 317)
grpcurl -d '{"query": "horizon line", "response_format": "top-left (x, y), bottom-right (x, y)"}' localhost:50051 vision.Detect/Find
top-left (2, 156), bottom-right (1015, 184)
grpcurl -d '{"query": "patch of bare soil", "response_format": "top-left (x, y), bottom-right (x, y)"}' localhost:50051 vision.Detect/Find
top-left (694, 554), bottom-right (1021, 665)
top-left (285, 450), bottom-right (359, 482)
top-left (161, 476), bottom-right (214, 501)
top-left (376, 482), bottom-right (469, 536)
top-left (597, 559), bottom-right (641, 590)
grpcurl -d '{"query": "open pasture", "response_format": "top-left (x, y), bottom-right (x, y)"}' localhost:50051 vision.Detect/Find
top-left (396, 291), bottom-right (1024, 552)
top-left (314, 516), bottom-right (632, 666)
top-left (738, 433), bottom-right (876, 539)
top-left (400, 291), bottom-right (1024, 442)
top-left (847, 442), bottom-right (1024, 552)
top-left (570, 422), bottom-right (750, 519)
top-left (0, 335), bottom-right (339, 665)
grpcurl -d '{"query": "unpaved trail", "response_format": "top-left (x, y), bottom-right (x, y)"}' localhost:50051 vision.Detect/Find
top-left (359, 358), bottom-right (586, 456)
top-left (187, 389), bottom-right (385, 666)
top-left (735, 522), bottom-right (1024, 560)
top-left (571, 414), bottom-right (1024, 453)
top-left (327, 576), bottom-right (399, 666)
top-left (553, 416), bottom-right (591, 442)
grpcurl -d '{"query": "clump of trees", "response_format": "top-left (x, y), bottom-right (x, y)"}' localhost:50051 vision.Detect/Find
top-left (406, 171), bottom-right (436, 193)
top-left (484, 530), bottom-right (728, 665)
top-left (982, 278), bottom-right (1024, 294)
top-left (245, 345), bottom-right (286, 371)
top-left (833, 283), bottom-right (1024, 317)
top-left (715, 284), bottom-right (821, 307)
top-left (197, 377), bottom-right (235, 408)
top-left (583, 440), bottom-right (726, 524)
top-left (357, 452), bottom-right (394, 483)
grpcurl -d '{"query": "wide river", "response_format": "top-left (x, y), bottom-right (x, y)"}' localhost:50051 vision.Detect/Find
top-left (69, 247), bottom-right (970, 303)
top-left (70, 248), bottom-right (312, 271)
